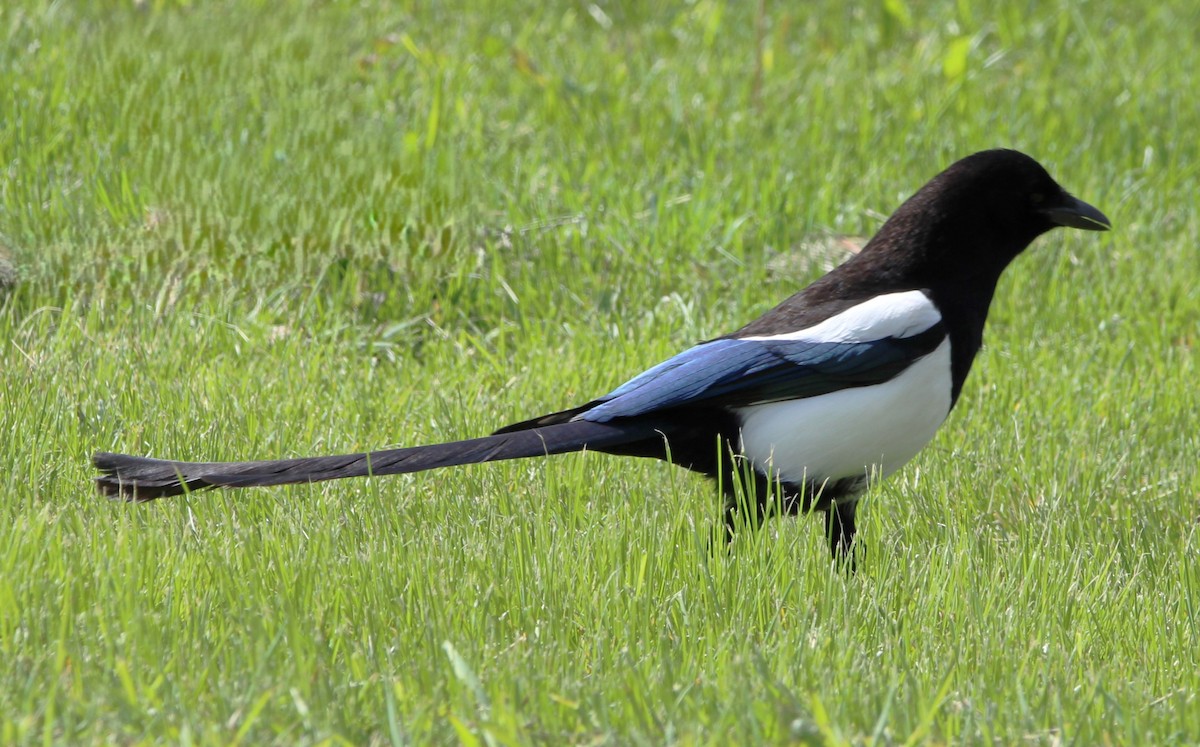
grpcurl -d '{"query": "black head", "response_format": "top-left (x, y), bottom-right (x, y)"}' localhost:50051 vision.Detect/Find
top-left (930, 149), bottom-right (1110, 233)
top-left (858, 149), bottom-right (1110, 283)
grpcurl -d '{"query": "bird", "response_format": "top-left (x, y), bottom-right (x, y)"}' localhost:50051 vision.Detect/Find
top-left (94, 149), bottom-right (1111, 561)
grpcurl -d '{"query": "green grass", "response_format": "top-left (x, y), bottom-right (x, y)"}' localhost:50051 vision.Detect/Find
top-left (2, 0), bottom-right (1199, 743)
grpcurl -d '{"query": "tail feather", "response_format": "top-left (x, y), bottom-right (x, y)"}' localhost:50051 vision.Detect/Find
top-left (491, 399), bottom-right (606, 434)
top-left (95, 419), bottom-right (657, 501)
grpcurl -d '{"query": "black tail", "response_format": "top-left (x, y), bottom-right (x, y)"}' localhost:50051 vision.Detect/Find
top-left (94, 419), bottom-right (660, 501)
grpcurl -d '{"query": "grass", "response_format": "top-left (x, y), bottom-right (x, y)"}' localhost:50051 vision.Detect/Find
top-left (2, 0), bottom-right (1198, 743)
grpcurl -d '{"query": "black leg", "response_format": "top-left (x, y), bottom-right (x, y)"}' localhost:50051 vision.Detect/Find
top-left (825, 500), bottom-right (860, 569)
top-left (715, 454), bottom-right (863, 568)
top-left (720, 460), bottom-right (775, 543)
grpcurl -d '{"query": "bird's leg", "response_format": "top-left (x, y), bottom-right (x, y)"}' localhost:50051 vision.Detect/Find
top-left (722, 497), bottom-right (763, 544)
top-left (825, 500), bottom-right (860, 569)
top-left (720, 458), bottom-right (775, 544)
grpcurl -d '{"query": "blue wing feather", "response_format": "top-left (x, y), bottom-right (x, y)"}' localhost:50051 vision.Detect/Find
top-left (580, 324), bottom-right (946, 423)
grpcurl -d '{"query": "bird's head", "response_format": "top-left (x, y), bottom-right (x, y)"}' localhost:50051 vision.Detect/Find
top-left (860, 149), bottom-right (1111, 284)
top-left (936, 148), bottom-right (1110, 235)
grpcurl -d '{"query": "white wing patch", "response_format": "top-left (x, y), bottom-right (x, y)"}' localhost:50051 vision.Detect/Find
top-left (743, 290), bottom-right (942, 343)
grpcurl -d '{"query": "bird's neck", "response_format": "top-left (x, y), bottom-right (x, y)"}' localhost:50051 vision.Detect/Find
top-left (925, 281), bottom-right (1000, 405)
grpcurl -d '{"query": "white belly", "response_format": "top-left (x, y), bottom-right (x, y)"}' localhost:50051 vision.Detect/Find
top-left (734, 339), bottom-right (952, 486)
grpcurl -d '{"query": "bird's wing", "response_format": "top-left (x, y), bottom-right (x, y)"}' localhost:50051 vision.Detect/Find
top-left (579, 291), bottom-right (947, 422)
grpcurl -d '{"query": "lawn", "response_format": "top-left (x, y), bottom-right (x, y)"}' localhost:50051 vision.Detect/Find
top-left (2, 0), bottom-right (1198, 744)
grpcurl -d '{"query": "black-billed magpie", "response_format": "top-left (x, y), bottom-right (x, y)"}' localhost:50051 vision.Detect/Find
top-left (95, 149), bottom-right (1110, 559)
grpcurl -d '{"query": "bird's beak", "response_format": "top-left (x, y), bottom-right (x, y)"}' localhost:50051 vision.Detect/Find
top-left (1042, 195), bottom-right (1111, 231)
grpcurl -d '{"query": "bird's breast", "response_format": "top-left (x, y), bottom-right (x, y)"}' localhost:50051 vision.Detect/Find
top-left (734, 338), bottom-right (953, 486)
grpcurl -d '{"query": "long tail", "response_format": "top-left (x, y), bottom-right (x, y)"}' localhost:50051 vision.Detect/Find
top-left (94, 419), bottom-right (659, 501)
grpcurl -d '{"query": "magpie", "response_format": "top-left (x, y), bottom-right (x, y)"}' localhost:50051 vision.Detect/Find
top-left (94, 149), bottom-right (1110, 559)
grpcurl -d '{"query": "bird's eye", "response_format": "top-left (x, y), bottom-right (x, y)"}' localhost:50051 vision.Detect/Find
top-left (1030, 192), bottom-right (1045, 205)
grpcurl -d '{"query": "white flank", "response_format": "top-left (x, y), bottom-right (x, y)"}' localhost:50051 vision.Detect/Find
top-left (735, 338), bottom-right (952, 486)
top-left (743, 290), bottom-right (942, 343)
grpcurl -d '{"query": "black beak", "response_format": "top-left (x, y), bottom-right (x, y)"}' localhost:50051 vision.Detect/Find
top-left (1042, 195), bottom-right (1111, 231)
